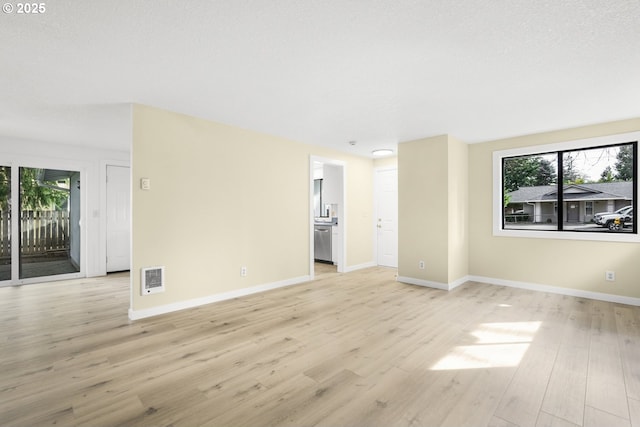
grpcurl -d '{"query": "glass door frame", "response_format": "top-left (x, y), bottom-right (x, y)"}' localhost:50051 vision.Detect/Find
top-left (0, 158), bottom-right (86, 287)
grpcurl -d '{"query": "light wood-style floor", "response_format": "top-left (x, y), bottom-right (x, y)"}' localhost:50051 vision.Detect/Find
top-left (1, 267), bottom-right (639, 427)
top-left (314, 261), bottom-right (338, 279)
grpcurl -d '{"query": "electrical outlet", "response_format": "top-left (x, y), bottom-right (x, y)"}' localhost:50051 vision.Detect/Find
top-left (605, 271), bottom-right (615, 281)
top-left (241, 266), bottom-right (247, 277)
top-left (419, 261), bottom-right (425, 270)
top-left (140, 178), bottom-right (151, 190)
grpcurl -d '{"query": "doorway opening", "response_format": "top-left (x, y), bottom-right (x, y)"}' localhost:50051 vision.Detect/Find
top-left (309, 157), bottom-right (346, 279)
top-left (314, 261), bottom-right (337, 279)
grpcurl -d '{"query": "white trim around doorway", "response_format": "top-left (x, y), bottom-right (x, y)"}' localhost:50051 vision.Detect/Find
top-left (309, 156), bottom-right (347, 279)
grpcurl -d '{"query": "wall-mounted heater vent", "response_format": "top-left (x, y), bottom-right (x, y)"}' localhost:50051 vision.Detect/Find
top-left (141, 267), bottom-right (165, 295)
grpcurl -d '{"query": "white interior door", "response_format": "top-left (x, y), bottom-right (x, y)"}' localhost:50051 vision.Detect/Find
top-left (106, 165), bottom-right (130, 272)
top-left (375, 168), bottom-right (398, 268)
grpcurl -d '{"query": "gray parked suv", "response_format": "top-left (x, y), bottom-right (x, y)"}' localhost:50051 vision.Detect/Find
top-left (593, 206), bottom-right (633, 230)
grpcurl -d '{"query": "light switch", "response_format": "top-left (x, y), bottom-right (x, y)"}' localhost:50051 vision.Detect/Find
top-left (140, 178), bottom-right (151, 190)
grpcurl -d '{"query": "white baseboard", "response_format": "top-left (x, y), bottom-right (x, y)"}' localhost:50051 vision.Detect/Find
top-left (468, 275), bottom-right (640, 307)
top-left (344, 261), bottom-right (377, 273)
top-left (130, 269), bottom-right (640, 320)
top-left (129, 275), bottom-right (311, 320)
top-left (397, 275), bottom-right (469, 291)
top-left (449, 276), bottom-right (469, 290)
top-left (397, 274), bottom-right (640, 306)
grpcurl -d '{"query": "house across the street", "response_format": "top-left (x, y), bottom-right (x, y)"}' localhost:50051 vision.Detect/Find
top-left (506, 181), bottom-right (633, 224)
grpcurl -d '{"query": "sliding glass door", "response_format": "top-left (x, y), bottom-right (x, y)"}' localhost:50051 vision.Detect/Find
top-left (0, 166), bottom-right (10, 281)
top-left (0, 166), bottom-right (81, 284)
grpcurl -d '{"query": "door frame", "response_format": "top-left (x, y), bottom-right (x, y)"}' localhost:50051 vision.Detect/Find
top-left (309, 156), bottom-right (346, 279)
top-left (0, 156), bottom-right (87, 286)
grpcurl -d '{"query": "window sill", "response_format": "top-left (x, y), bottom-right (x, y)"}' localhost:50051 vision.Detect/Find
top-left (493, 227), bottom-right (640, 243)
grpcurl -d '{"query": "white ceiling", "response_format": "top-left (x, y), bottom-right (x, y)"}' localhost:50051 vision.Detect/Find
top-left (1, 1), bottom-right (639, 158)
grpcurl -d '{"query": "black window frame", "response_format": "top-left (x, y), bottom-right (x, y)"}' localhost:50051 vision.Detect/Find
top-left (501, 140), bottom-right (637, 235)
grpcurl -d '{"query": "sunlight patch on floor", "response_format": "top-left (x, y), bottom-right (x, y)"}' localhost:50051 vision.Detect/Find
top-left (430, 321), bottom-right (541, 370)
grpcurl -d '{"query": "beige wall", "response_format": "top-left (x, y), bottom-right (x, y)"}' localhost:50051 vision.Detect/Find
top-left (398, 135), bottom-right (469, 286)
top-left (131, 104), bottom-right (374, 313)
top-left (447, 135), bottom-right (469, 283)
top-left (342, 157), bottom-right (376, 266)
top-left (468, 118), bottom-right (640, 298)
top-left (398, 135), bottom-right (450, 283)
top-left (373, 156), bottom-right (398, 170)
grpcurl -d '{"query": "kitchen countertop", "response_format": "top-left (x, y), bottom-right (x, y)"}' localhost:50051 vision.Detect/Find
top-left (314, 219), bottom-right (337, 226)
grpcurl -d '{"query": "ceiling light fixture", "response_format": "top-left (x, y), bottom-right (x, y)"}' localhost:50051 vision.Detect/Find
top-left (372, 149), bottom-right (394, 157)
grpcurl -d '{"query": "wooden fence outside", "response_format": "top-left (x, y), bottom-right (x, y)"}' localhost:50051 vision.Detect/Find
top-left (0, 210), bottom-right (70, 258)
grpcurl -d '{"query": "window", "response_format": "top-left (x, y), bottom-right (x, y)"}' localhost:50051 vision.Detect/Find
top-left (494, 132), bottom-right (638, 242)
